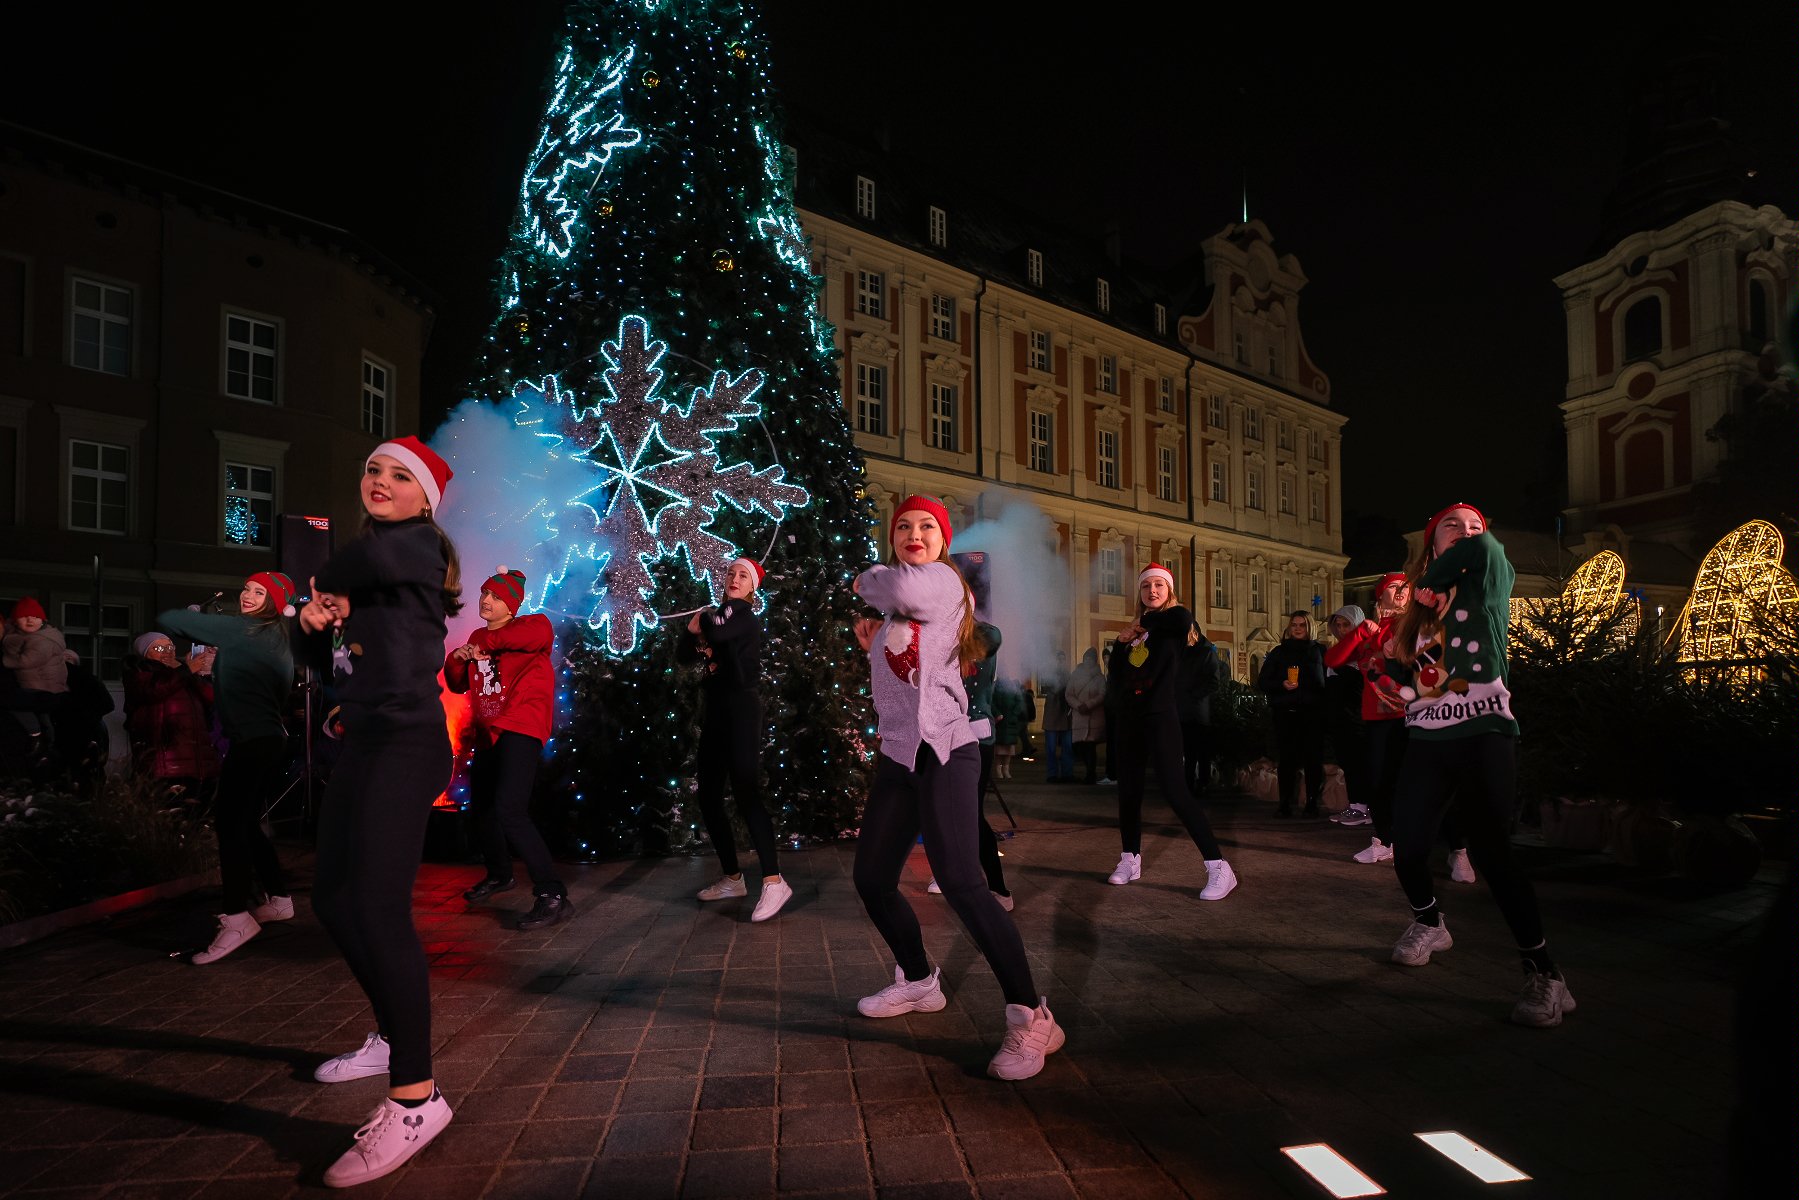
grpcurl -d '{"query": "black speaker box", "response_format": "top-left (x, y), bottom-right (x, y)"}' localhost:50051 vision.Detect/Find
top-left (277, 514), bottom-right (334, 597)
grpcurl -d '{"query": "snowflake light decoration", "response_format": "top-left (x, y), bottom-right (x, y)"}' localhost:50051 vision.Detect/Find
top-left (518, 315), bottom-right (809, 654)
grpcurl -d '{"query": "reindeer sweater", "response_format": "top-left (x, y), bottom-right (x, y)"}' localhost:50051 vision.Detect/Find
top-left (1385, 531), bottom-right (1518, 740)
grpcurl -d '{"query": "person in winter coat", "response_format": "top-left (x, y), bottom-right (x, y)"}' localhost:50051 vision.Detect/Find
top-left (1323, 605), bottom-right (1368, 816)
top-left (1100, 641), bottom-right (1127, 783)
top-left (3, 597), bottom-right (74, 750)
top-left (445, 567), bottom-right (571, 930)
top-left (991, 678), bottom-right (1027, 780)
top-left (123, 631), bottom-right (220, 799)
top-left (1257, 611), bottom-right (1327, 817)
top-left (1175, 618), bottom-right (1221, 797)
top-left (1065, 647), bottom-right (1106, 784)
top-left (1039, 651), bottom-right (1074, 781)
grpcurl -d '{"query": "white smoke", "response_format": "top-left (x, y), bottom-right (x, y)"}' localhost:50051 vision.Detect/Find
top-left (953, 489), bottom-right (1070, 688)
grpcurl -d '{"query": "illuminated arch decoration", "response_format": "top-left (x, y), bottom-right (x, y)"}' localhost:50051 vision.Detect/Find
top-left (1511, 549), bottom-right (1637, 640)
top-left (1674, 519), bottom-right (1799, 664)
top-left (516, 314), bottom-right (809, 655)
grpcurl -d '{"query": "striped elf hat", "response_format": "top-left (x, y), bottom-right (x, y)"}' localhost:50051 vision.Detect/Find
top-left (482, 567), bottom-right (527, 614)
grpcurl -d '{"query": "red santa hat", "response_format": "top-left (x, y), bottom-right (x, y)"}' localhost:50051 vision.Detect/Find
top-left (1375, 571), bottom-right (1409, 594)
top-left (729, 556), bottom-right (765, 588)
top-left (482, 567), bottom-right (527, 615)
top-left (1422, 502), bottom-right (1487, 550)
top-left (368, 436), bottom-right (453, 514)
top-left (1137, 563), bottom-right (1175, 591)
top-left (246, 571), bottom-right (298, 617)
top-left (10, 597), bottom-right (45, 622)
top-left (890, 494), bottom-right (953, 549)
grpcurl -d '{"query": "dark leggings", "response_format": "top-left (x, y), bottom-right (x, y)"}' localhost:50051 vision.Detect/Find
top-left (1118, 708), bottom-right (1222, 859)
top-left (1180, 720), bottom-right (1211, 796)
top-left (1365, 718), bottom-right (1408, 843)
top-left (1075, 740), bottom-right (1098, 783)
top-left (1273, 708), bottom-right (1324, 811)
top-left (1392, 733), bottom-right (1544, 947)
top-left (470, 731), bottom-right (561, 894)
top-left (215, 734), bottom-right (289, 913)
top-left (975, 742), bottom-right (1007, 895)
top-left (311, 721), bottom-right (449, 1088)
top-left (695, 699), bottom-right (778, 878)
top-left (854, 743), bottom-right (1035, 1007)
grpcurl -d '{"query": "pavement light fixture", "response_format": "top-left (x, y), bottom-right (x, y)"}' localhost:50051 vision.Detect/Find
top-left (1415, 1131), bottom-right (1531, 1183)
top-left (1279, 1143), bottom-right (1386, 1198)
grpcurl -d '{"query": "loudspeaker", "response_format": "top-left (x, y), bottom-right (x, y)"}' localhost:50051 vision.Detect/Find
top-left (277, 514), bottom-right (334, 596)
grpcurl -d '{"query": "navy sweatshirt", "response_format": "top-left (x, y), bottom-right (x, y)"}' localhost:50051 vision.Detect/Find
top-left (1114, 605), bottom-right (1193, 716)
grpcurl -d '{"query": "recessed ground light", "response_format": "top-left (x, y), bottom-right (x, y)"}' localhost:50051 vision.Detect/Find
top-left (1280, 1144), bottom-right (1386, 1197)
top-left (1415, 1132), bottom-right (1530, 1183)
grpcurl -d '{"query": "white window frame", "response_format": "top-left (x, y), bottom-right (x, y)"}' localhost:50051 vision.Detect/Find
top-left (928, 382), bottom-right (958, 452)
top-left (1027, 249), bottom-right (1044, 287)
top-left (1096, 428), bottom-right (1119, 489)
top-left (1207, 394), bottom-right (1225, 429)
top-left (855, 175), bottom-right (876, 220)
top-left (1278, 476), bottom-right (1294, 514)
top-left (854, 362), bottom-right (887, 436)
top-left (1156, 444), bottom-right (1177, 502)
top-left (1276, 417), bottom-right (1291, 450)
top-left (1310, 484), bottom-right (1323, 522)
top-left (929, 293), bottom-right (956, 342)
top-left (1212, 566), bottom-right (1229, 609)
top-left (1154, 303), bottom-right (1167, 335)
top-left (1282, 580), bottom-right (1293, 614)
top-left (1158, 376), bottom-right (1174, 413)
top-left (1243, 407), bottom-right (1262, 441)
top-left (1028, 330), bottom-right (1051, 373)
top-left (928, 205), bottom-right (947, 247)
top-left (224, 460), bottom-right (278, 549)
top-left (67, 437), bottom-right (130, 534)
top-left (1310, 428), bottom-right (1324, 461)
top-left (223, 309), bottom-right (280, 404)
top-left (60, 600), bottom-right (135, 683)
top-left (1247, 466), bottom-right (1263, 511)
top-left (855, 270), bottom-right (885, 320)
top-left (361, 355), bottom-right (391, 436)
top-left (1250, 572), bottom-right (1263, 613)
top-left (1234, 329), bottom-right (1247, 363)
top-left (1097, 354), bottom-right (1117, 395)
top-left (1209, 459), bottom-right (1227, 503)
top-left (70, 276), bottom-right (132, 376)
top-left (1096, 278), bottom-right (1111, 313)
top-left (1028, 409), bottom-right (1053, 473)
top-left (1098, 546), bottom-right (1124, 596)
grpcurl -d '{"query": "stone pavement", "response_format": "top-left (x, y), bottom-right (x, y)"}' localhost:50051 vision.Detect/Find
top-left (0, 772), bottom-right (1782, 1199)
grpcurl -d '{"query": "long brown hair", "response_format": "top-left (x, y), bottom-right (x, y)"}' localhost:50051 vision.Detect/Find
top-left (361, 514), bottom-right (465, 617)
top-left (1389, 540), bottom-right (1439, 666)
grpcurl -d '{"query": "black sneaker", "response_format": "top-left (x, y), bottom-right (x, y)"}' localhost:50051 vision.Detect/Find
top-left (463, 877), bottom-right (516, 903)
top-left (517, 893), bottom-right (572, 930)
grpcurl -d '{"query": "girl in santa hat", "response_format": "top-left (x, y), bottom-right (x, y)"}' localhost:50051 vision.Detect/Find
top-left (679, 553), bottom-right (791, 922)
top-left (296, 435), bottom-right (463, 1186)
top-left (850, 495), bottom-right (1062, 1080)
top-left (1382, 503), bottom-right (1572, 1028)
top-left (156, 570), bottom-right (300, 964)
top-left (446, 567), bottom-right (569, 930)
top-left (1105, 564), bottom-right (1237, 900)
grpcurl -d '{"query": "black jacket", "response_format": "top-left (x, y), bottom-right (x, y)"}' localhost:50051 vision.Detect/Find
top-left (678, 600), bottom-right (762, 702)
top-left (1257, 636), bottom-right (1326, 710)
top-left (1114, 606), bottom-right (1193, 717)
top-left (1176, 622), bottom-right (1221, 725)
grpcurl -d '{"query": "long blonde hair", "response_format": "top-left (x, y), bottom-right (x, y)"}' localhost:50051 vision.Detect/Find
top-left (1138, 581), bottom-right (1201, 646)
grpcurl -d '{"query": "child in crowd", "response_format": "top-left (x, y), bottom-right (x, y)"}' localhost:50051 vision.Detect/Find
top-left (3, 598), bottom-right (74, 752)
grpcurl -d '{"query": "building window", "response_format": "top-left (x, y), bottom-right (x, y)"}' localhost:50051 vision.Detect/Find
top-left (855, 175), bottom-right (876, 219)
top-left (855, 270), bottom-right (885, 319)
top-left (1282, 580), bottom-right (1293, 614)
top-left (1250, 572), bottom-right (1263, 612)
top-left (1207, 394), bottom-right (1225, 429)
top-left (1096, 428), bottom-right (1120, 489)
top-left (1098, 546), bottom-right (1123, 596)
top-left (1028, 410), bottom-right (1053, 473)
top-left (1243, 407), bottom-right (1262, 441)
top-left (928, 205), bottom-right (947, 247)
top-left (1096, 278), bottom-right (1111, 313)
top-left (929, 293), bottom-right (956, 341)
top-left (361, 357), bottom-right (389, 436)
top-left (1234, 329), bottom-right (1247, 363)
top-left (1154, 303), bottom-right (1167, 335)
top-left (1027, 249), bottom-right (1043, 287)
top-left (224, 461), bottom-right (276, 548)
top-left (928, 383), bottom-right (958, 452)
top-left (1623, 294), bottom-right (1662, 362)
top-left (1268, 347), bottom-right (1281, 378)
top-left (854, 363), bottom-right (886, 436)
top-left (225, 313), bottom-right (278, 403)
top-left (1097, 354), bottom-right (1117, 394)
top-left (1247, 466), bottom-right (1263, 510)
top-left (1276, 418), bottom-right (1291, 450)
top-left (1209, 459), bottom-right (1227, 503)
top-left (1157, 445), bottom-right (1177, 502)
top-left (1212, 566), bottom-right (1229, 609)
top-left (1159, 376), bottom-right (1175, 413)
top-left (1309, 427), bottom-right (1324, 460)
top-left (71, 278), bottom-right (132, 376)
top-left (61, 601), bottom-right (132, 682)
top-left (1028, 330), bottom-right (1051, 373)
top-left (1310, 484), bottom-right (1323, 522)
top-left (68, 438), bottom-right (129, 534)
top-left (1278, 476), bottom-right (1294, 514)
top-left (1748, 277), bottom-right (1772, 343)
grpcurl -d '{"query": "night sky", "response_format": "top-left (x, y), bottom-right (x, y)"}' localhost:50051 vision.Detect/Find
top-left (5, 2), bottom-right (1791, 557)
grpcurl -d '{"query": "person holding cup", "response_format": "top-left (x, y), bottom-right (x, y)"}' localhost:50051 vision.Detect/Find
top-left (1256, 611), bottom-right (1326, 817)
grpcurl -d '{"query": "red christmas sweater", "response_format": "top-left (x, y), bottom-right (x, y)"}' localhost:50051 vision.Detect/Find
top-left (1323, 614), bottom-right (1406, 722)
top-left (443, 613), bottom-right (554, 744)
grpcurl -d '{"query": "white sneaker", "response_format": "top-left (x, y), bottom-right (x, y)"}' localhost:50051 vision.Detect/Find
top-left (1332, 804), bottom-right (1372, 827)
top-left (987, 999), bottom-right (1065, 1080)
top-left (992, 891), bottom-right (1015, 912)
top-left (1199, 859), bottom-right (1237, 901)
top-left (1449, 849), bottom-right (1478, 884)
top-left (926, 878), bottom-right (942, 894)
top-left (857, 965), bottom-right (947, 1018)
top-left (191, 912), bottom-right (261, 965)
top-left (1096, 777), bottom-right (1116, 785)
top-left (1106, 852), bottom-right (1141, 886)
top-left (314, 1032), bottom-right (391, 1083)
top-left (322, 1091), bottom-right (453, 1188)
top-left (1391, 917), bottom-right (1453, 967)
top-left (1511, 965), bottom-right (1577, 1028)
top-left (1353, 838), bottom-right (1394, 864)
top-left (250, 895), bottom-right (295, 923)
top-left (750, 877), bottom-right (792, 923)
top-left (697, 875), bottom-right (747, 901)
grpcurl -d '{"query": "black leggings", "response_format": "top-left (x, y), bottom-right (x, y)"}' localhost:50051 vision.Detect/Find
top-left (1392, 733), bottom-right (1544, 947)
top-left (854, 743), bottom-right (1034, 1007)
top-left (311, 721), bottom-right (450, 1088)
top-left (1180, 720), bottom-right (1211, 796)
top-left (695, 699), bottom-right (778, 878)
top-left (1366, 718), bottom-right (1408, 842)
top-left (215, 734), bottom-right (289, 913)
top-left (975, 742), bottom-right (1006, 895)
top-left (1273, 708), bottom-right (1324, 811)
top-left (469, 731), bottom-right (560, 893)
top-left (1118, 708), bottom-right (1222, 859)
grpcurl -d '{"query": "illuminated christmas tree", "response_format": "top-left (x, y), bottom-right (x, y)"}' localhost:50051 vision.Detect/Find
top-left (474, 0), bottom-right (875, 856)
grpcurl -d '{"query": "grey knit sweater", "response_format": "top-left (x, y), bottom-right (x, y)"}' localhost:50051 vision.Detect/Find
top-left (856, 561), bottom-right (975, 769)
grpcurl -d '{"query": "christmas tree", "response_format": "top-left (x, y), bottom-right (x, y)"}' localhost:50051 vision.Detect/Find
top-left (472, 0), bottom-right (876, 857)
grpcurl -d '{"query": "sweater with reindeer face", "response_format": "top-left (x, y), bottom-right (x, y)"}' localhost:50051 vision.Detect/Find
top-left (1385, 531), bottom-right (1518, 740)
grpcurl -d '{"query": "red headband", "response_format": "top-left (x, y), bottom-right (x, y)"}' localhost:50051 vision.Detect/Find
top-left (1375, 571), bottom-right (1409, 593)
top-left (891, 495), bottom-right (953, 549)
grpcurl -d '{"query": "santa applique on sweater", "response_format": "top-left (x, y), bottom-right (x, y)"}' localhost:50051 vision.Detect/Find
top-left (882, 620), bottom-right (923, 687)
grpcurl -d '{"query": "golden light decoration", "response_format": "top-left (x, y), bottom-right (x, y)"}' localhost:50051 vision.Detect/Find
top-left (1673, 519), bottom-right (1799, 665)
top-left (595, 197), bottom-right (614, 218)
top-left (712, 249), bottom-right (736, 272)
top-left (726, 41), bottom-right (748, 60)
top-left (642, 69), bottom-right (661, 88)
top-left (1510, 549), bottom-right (1639, 645)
